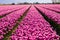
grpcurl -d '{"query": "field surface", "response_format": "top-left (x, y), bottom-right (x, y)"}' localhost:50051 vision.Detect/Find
top-left (0, 4), bottom-right (60, 40)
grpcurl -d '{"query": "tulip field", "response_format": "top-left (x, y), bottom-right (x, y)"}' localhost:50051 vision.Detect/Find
top-left (0, 4), bottom-right (60, 40)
